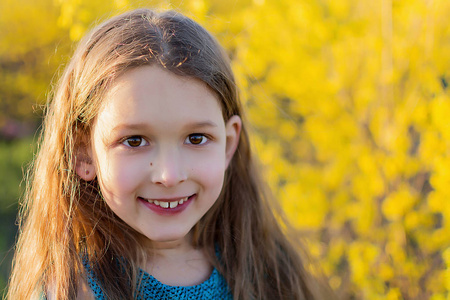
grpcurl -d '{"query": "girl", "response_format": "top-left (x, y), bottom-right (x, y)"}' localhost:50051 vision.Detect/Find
top-left (7, 8), bottom-right (331, 300)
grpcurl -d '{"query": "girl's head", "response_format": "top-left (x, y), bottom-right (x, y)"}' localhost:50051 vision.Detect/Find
top-left (48, 8), bottom-right (249, 248)
top-left (65, 9), bottom-right (243, 246)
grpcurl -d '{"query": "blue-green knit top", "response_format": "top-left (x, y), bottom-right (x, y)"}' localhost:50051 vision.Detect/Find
top-left (83, 259), bottom-right (233, 299)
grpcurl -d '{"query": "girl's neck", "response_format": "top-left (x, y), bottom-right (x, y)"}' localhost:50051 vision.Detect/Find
top-left (142, 233), bottom-right (213, 286)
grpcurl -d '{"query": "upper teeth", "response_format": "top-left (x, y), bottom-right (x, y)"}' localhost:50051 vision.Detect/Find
top-left (146, 197), bottom-right (189, 209)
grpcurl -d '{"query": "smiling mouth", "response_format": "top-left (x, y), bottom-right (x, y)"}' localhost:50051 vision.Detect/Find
top-left (139, 195), bottom-right (193, 209)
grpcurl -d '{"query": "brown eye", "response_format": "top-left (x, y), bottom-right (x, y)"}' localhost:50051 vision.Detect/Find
top-left (186, 134), bottom-right (207, 145)
top-left (123, 136), bottom-right (146, 147)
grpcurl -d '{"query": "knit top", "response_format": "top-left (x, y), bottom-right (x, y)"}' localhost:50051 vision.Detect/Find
top-left (84, 259), bottom-right (233, 300)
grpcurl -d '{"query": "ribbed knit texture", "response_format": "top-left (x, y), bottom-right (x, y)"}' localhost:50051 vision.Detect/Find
top-left (83, 260), bottom-right (233, 299)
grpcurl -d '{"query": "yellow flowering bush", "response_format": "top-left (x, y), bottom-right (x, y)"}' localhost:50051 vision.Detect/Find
top-left (1, 0), bottom-right (449, 298)
top-left (223, 1), bottom-right (449, 298)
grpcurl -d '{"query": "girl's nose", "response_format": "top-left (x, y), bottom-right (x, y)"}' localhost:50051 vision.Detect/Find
top-left (150, 148), bottom-right (187, 187)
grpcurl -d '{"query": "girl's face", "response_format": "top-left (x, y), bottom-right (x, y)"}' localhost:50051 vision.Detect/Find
top-left (80, 65), bottom-right (241, 245)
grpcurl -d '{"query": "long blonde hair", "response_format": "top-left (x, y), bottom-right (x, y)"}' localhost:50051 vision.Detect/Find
top-left (7, 8), bottom-right (331, 299)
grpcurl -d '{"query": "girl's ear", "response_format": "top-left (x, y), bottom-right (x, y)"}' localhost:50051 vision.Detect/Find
top-left (74, 146), bottom-right (96, 181)
top-left (225, 115), bottom-right (242, 167)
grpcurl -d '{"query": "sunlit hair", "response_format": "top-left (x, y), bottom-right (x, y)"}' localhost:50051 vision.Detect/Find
top-left (7, 8), bottom-right (331, 299)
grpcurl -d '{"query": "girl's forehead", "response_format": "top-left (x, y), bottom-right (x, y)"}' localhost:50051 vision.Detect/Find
top-left (106, 66), bottom-right (219, 106)
top-left (95, 65), bottom-right (225, 131)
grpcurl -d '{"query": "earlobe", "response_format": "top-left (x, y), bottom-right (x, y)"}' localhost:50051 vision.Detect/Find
top-left (225, 115), bottom-right (242, 167)
top-left (74, 150), bottom-right (96, 181)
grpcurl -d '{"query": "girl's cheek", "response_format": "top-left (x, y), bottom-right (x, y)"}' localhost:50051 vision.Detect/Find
top-left (191, 154), bottom-right (227, 188)
top-left (98, 157), bottom-right (145, 195)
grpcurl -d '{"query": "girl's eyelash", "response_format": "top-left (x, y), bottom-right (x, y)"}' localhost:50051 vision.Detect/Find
top-left (185, 133), bottom-right (211, 145)
top-left (121, 136), bottom-right (149, 148)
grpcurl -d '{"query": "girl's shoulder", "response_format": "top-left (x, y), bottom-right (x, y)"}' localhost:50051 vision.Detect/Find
top-left (76, 277), bottom-right (96, 300)
top-left (43, 278), bottom-right (95, 300)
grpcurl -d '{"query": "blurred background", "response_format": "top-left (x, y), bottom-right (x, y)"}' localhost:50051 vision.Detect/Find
top-left (0, 0), bottom-right (449, 298)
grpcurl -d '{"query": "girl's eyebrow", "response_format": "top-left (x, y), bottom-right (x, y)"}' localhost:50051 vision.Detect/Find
top-left (185, 121), bottom-right (219, 129)
top-left (110, 123), bottom-right (151, 133)
top-left (111, 121), bottom-right (218, 133)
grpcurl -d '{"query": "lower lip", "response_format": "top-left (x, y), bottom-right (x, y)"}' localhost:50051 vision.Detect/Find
top-left (139, 195), bottom-right (195, 216)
